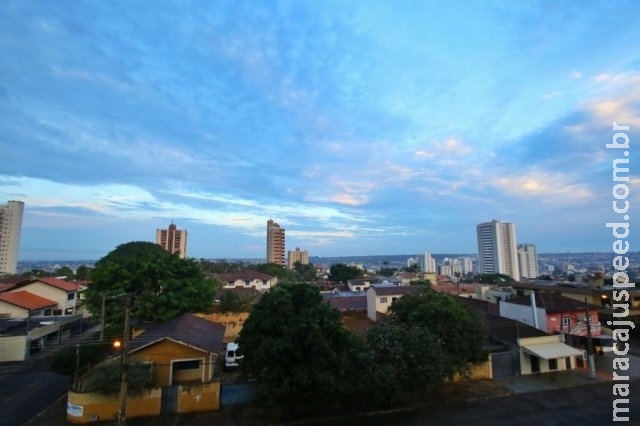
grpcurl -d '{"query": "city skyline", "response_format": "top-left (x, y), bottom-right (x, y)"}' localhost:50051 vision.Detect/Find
top-left (1, 2), bottom-right (639, 261)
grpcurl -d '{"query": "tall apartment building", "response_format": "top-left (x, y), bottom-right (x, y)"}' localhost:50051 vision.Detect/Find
top-left (460, 257), bottom-right (474, 274)
top-left (0, 200), bottom-right (24, 275)
top-left (476, 219), bottom-right (520, 281)
top-left (416, 252), bottom-right (436, 273)
top-left (156, 223), bottom-right (188, 259)
top-left (517, 243), bottom-right (539, 279)
top-left (287, 247), bottom-right (309, 269)
top-left (266, 219), bottom-right (285, 266)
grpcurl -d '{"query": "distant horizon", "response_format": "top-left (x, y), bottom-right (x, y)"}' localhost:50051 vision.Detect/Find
top-left (16, 250), bottom-right (639, 264)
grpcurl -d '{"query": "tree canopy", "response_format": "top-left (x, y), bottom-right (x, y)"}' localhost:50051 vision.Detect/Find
top-left (367, 289), bottom-right (487, 391)
top-left (84, 241), bottom-right (217, 327)
top-left (237, 283), bottom-right (366, 411)
top-left (328, 263), bottom-right (364, 282)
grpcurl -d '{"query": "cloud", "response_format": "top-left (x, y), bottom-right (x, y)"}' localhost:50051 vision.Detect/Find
top-left (492, 170), bottom-right (593, 204)
top-left (414, 137), bottom-right (472, 159)
top-left (569, 71), bottom-right (582, 80)
top-left (542, 91), bottom-right (563, 100)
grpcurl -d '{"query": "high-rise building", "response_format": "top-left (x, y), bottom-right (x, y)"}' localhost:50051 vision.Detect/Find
top-left (156, 222), bottom-right (188, 258)
top-left (460, 257), bottom-right (474, 274)
top-left (476, 219), bottom-right (520, 281)
top-left (0, 200), bottom-right (24, 275)
top-left (266, 219), bottom-right (285, 266)
top-left (518, 243), bottom-right (539, 279)
top-left (287, 247), bottom-right (309, 269)
top-left (416, 252), bottom-right (436, 273)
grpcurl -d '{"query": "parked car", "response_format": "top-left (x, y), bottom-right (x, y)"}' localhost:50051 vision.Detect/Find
top-left (225, 342), bottom-right (243, 369)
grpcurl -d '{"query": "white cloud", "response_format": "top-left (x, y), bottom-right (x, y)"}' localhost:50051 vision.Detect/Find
top-left (569, 71), bottom-right (583, 80)
top-left (542, 91), bottom-right (563, 100)
top-left (492, 171), bottom-right (593, 204)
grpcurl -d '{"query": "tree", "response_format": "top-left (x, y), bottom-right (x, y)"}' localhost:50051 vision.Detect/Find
top-left (53, 265), bottom-right (74, 280)
top-left (378, 267), bottom-right (397, 277)
top-left (84, 241), bottom-right (217, 327)
top-left (328, 263), bottom-right (363, 282)
top-left (366, 290), bottom-right (487, 392)
top-left (237, 283), bottom-right (366, 412)
top-left (292, 261), bottom-right (317, 283)
top-left (75, 265), bottom-right (92, 280)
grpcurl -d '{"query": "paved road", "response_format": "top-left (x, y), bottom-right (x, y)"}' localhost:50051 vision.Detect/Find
top-left (0, 371), bottom-right (70, 426)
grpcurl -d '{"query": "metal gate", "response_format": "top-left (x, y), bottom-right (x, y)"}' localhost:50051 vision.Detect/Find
top-left (491, 351), bottom-right (518, 378)
top-left (161, 385), bottom-right (179, 414)
top-left (220, 382), bottom-right (258, 407)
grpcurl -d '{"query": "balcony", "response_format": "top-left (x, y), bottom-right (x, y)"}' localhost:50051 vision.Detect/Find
top-left (553, 322), bottom-right (601, 337)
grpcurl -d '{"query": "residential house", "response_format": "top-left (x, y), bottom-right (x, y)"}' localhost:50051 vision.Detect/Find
top-left (499, 292), bottom-right (601, 337)
top-left (459, 297), bottom-right (583, 377)
top-left (346, 278), bottom-right (371, 292)
top-left (215, 270), bottom-right (276, 291)
top-left (366, 284), bottom-right (422, 321)
top-left (67, 314), bottom-right (226, 423)
top-left (5, 277), bottom-right (80, 315)
top-left (0, 291), bottom-right (57, 318)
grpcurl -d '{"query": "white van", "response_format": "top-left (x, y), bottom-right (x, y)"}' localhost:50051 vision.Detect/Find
top-left (225, 342), bottom-right (243, 369)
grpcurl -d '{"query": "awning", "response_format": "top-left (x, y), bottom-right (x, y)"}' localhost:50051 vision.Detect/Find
top-left (521, 342), bottom-right (584, 360)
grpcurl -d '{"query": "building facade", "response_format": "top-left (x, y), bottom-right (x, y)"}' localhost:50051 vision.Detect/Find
top-left (266, 219), bottom-right (285, 266)
top-left (476, 219), bottom-right (520, 281)
top-left (156, 223), bottom-right (188, 259)
top-left (517, 243), bottom-right (539, 279)
top-left (287, 247), bottom-right (308, 269)
top-left (416, 252), bottom-right (436, 273)
top-left (0, 200), bottom-right (24, 275)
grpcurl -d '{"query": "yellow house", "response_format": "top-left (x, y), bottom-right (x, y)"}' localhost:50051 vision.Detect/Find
top-left (67, 314), bottom-right (226, 423)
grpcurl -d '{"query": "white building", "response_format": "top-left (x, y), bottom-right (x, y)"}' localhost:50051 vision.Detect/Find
top-left (416, 252), bottom-right (436, 273)
top-left (476, 219), bottom-right (520, 281)
top-left (0, 201), bottom-right (24, 275)
top-left (518, 243), bottom-right (539, 279)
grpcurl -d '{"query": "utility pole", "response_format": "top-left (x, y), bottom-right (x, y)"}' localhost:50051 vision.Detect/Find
top-left (74, 344), bottom-right (80, 386)
top-left (585, 297), bottom-right (596, 379)
top-left (100, 294), bottom-right (106, 342)
top-left (117, 297), bottom-right (131, 426)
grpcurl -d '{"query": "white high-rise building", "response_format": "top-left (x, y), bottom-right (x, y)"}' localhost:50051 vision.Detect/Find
top-left (518, 243), bottom-right (539, 279)
top-left (460, 257), bottom-right (474, 274)
top-left (476, 219), bottom-right (520, 281)
top-left (416, 252), bottom-right (436, 273)
top-left (0, 200), bottom-right (24, 275)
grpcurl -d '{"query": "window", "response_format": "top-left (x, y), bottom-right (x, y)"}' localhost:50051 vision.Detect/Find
top-left (549, 358), bottom-right (558, 370)
top-left (380, 297), bottom-right (388, 303)
top-left (173, 360), bottom-right (200, 370)
top-left (67, 292), bottom-right (75, 301)
top-left (561, 316), bottom-right (571, 326)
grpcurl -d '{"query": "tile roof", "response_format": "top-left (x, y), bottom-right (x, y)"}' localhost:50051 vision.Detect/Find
top-left (506, 293), bottom-right (596, 313)
top-left (369, 284), bottom-right (423, 296)
top-left (128, 313), bottom-right (226, 354)
top-left (33, 277), bottom-right (80, 292)
top-left (215, 270), bottom-right (274, 282)
top-left (0, 290), bottom-right (58, 310)
top-left (323, 294), bottom-right (367, 312)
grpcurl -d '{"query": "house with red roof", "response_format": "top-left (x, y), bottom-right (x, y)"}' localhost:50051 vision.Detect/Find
top-left (366, 283), bottom-right (423, 321)
top-left (5, 277), bottom-right (80, 315)
top-left (0, 290), bottom-right (57, 318)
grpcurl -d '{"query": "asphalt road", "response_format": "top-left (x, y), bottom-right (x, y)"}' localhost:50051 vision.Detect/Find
top-left (0, 371), bottom-right (70, 426)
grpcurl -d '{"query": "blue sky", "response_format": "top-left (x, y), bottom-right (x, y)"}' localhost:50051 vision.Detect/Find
top-left (1, 1), bottom-right (638, 261)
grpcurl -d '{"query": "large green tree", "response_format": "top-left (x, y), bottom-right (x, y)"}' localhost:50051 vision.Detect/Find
top-left (237, 283), bottom-right (367, 411)
top-left (84, 241), bottom-right (217, 327)
top-left (328, 263), bottom-right (363, 282)
top-left (368, 289), bottom-right (487, 390)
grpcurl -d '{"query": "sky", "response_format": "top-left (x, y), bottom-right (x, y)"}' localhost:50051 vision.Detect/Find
top-left (1, 1), bottom-right (639, 261)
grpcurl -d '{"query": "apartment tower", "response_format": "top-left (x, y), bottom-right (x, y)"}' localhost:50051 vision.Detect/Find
top-left (0, 200), bottom-right (24, 275)
top-left (416, 252), bottom-right (436, 273)
top-left (156, 222), bottom-right (188, 259)
top-left (266, 219), bottom-right (285, 266)
top-left (517, 243), bottom-right (540, 279)
top-left (476, 219), bottom-right (520, 281)
top-left (287, 247), bottom-right (309, 269)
